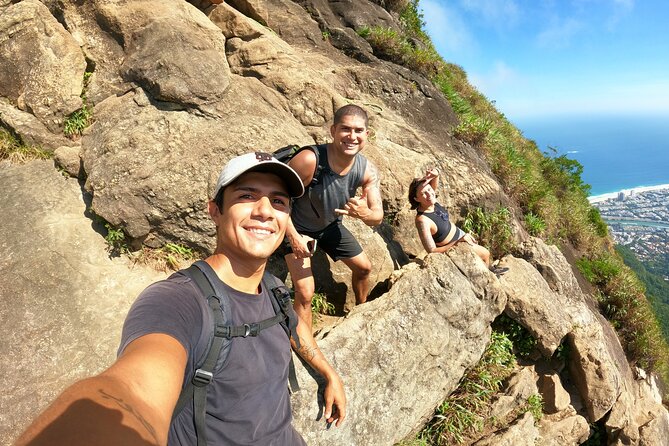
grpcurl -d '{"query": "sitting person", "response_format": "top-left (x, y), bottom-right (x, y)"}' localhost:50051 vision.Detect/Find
top-left (408, 168), bottom-right (508, 275)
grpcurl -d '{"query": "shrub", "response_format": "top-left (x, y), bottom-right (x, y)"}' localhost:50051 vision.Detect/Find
top-left (578, 253), bottom-right (669, 376)
top-left (462, 207), bottom-right (515, 259)
top-left (132, 243), bottom-right (197, 272)
top-left (492, 314), bottom-right (538, 359)
top-left (524, 212), bottom-right (546, 236)
top-left (104, 223), bottom-right (128, 255)
top-left (311, 292), bottom-right (335, 317)
top-left (524, 394), bottom-right (544, 422)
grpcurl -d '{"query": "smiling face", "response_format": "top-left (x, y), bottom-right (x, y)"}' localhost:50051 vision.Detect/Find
top-left (415, 182), bottom-right (437, 207)
top-left (330, 114), bottom-right (369, 157)
top-left (209, 171), bottom-right (291, 262)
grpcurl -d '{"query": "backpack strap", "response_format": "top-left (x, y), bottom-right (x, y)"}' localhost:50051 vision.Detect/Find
top-left (172, 262), bottom-right (226, 446)
top-left (262, 272), bottom-right (302, 392)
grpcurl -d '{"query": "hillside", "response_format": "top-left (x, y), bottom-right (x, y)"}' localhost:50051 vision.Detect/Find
top-left (1, 1), bottom-right (668, 445)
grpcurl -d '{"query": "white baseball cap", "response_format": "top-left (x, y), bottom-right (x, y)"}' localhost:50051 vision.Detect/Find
top-left (213, 152), bottom-right (305, 199)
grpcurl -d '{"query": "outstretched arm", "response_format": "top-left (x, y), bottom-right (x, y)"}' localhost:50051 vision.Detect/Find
top-left (16, 334), bottom-right (187, 446)
top-left (291, 317), bottom-right (346, 427)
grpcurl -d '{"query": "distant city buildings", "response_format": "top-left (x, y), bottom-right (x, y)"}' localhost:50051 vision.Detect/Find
top-left (591, 187), bottom-right (669, 279)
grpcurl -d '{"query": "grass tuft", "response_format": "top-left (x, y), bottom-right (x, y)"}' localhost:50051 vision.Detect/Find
top-left (0, 128), bottom-right (50, 163)
top-left (416, 331), bottom-right (516, 445)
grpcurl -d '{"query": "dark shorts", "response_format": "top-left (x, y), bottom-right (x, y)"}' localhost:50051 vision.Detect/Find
top-left (278, 220), bottom-right (363, 261)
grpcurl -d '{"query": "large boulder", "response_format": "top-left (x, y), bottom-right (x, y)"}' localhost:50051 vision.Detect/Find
top-left (290, 249), bottom-right (507, 445)
top-left (498, 256), bottom-right (573, 356)
top-left (0, 0), bottom-right (86, 132)
top-left (0, 160), bottom-right (166, 444)
top-left (80, 82), bottom-right (310, 251)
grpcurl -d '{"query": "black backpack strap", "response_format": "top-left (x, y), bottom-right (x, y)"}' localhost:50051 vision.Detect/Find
top-left (172, 262), bottom-right (227, 446)
top-left (263, 272), bottom-right (301, 392)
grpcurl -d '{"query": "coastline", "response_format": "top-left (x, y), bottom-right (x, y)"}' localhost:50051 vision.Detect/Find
top-left (588, 184), bottom-right (669, 203)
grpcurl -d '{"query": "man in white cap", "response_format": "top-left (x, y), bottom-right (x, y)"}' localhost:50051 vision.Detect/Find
top-left (17, 152), bottom-right (346, 446)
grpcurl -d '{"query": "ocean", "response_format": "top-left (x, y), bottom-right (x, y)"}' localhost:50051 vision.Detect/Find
top-left (513, 114), bottom-right (669, 197)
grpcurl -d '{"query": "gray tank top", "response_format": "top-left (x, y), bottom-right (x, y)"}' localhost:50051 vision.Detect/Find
top-left (291, 144), bottom-right (368, 233)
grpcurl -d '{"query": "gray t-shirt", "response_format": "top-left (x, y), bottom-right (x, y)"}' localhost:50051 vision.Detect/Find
top-left (118, 271), bottom-right (306, 446)
top-left (291, 144), bottom-right (368, 233)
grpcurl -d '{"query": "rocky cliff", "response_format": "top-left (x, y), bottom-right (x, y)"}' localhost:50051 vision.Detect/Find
top-left (1, 1), bottom-right (667, 445)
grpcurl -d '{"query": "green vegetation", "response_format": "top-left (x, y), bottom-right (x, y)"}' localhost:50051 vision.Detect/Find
top-left (462, 207), bottom-right (514, 259)
top-left (576, 253), bottom-right (669, 383)
top-left (64, 71), bottom-right (94, 138)
top-left (63, 105), bottom-right (92, 138)
top-left (311, 292), bottom-right (335, 319)
top-left (524, 394), bottom-right (543, 422)
top-left (492, 314), bottom-right (538, 359)
top-left (104, 223), bottom-right (129, 255)
top-left (0, 127), bottom-right (50, 163)
top-left (415, 331), bottom-right (517, 445)
top-left (524, 212), bottom-right (546, 236)
top-left (617, 245), bottom-right (669, 342)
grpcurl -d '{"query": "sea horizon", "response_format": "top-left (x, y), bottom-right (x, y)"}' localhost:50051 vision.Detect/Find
top-left (513, 113), bottom-right (669, 197)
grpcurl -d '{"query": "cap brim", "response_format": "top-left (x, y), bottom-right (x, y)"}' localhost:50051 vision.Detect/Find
top-left (245, 161), bottom-right (305, 198)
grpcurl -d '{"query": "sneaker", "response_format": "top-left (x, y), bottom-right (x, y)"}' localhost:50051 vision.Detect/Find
top-left (490, 265), bottom-right (509, 276)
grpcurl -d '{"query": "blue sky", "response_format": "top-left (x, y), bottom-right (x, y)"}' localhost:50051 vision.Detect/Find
top-left (420, 0), bottom-right (669, 122)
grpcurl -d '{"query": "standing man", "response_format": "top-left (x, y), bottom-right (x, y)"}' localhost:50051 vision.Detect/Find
top-left (17, 153), bottom-right (346, 446)
top-left (282, 104), bottom-right (384, 329)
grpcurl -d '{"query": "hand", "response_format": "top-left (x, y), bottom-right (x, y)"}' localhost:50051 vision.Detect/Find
top-left (334, 192), bottom-right (371, 220)
top-left (323, 374), bottom-right (346, 427)
top-left (424, 167), bottom-right (439, 181)
top-left (289, 234), bottom-right (315, 259)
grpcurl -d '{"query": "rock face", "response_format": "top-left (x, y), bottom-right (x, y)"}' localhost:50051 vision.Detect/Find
top-left (1, 1), bottom-right (669, 446)
top-left (0, 160), bottom-right (166, 440)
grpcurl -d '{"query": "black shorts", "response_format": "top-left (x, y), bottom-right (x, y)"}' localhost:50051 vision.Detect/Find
top-left (278, 220), bottom-right (363, 261)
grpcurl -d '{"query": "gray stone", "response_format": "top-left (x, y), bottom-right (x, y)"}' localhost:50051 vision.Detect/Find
top-left (112, 0), bottom-right (231, 107)
top-left (0, 160), bottom-right (166, 444)
top-left (473, 412), bottom-right (539, 446)
top-left (498, 256), bottom-right (572, 356)
top-left (538, 412), bottom-right (590, 446)
top-left (54, 145), bottom-right (82, 178)
top-left (537, 373), bottom-right (571, 414)
top-left (489, 366), bottom-right (540, 423)
top-left (0, 0), bottom-right (86, 132)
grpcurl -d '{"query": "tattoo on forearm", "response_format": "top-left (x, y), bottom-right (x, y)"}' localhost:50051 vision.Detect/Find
top-left (417, 220), bottom-right (436, 251)
top-left (296, 337), bottom-right (320, 361)
top-left (99, 389), bottom-right (158, 443)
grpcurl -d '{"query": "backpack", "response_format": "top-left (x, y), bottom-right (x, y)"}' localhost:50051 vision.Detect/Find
top-left (273, 144), bottom-right (327, 190)
top-left (172, 260), bottom-right (301, 446)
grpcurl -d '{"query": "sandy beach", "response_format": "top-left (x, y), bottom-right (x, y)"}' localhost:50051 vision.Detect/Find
top-left (588, 184), bottom-right (669, 203)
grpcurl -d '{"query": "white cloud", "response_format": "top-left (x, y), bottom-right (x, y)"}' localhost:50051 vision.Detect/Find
top-left (469, 61), bottom-right (520, 95)
top-left (420, 0), bottom-right (476, 56)
top-left (608, 0), bottom-right (634, 29)
top-left (459, 0), bottom-right (520, 28)
top-left (536, 18), bottom-right (583, 48)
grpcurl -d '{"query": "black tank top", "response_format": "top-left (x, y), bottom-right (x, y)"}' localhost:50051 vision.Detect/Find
top-left (417, 202), bottom-right (453, 244)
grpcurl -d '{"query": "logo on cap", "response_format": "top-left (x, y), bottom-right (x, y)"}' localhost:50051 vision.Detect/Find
top-left (255, 152), bottom-right (273, 161)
